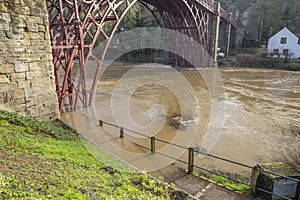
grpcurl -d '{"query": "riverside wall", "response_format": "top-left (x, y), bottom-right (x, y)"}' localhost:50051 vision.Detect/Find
top-left (0, 0), bottom-right (59, 120)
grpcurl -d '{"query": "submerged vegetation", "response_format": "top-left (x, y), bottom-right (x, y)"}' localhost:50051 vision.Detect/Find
top-left (0, 110), bottom-right (189, 199)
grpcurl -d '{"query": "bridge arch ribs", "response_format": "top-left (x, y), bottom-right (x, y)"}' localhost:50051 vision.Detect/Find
top-left (46, 0), bottom-right (215, 112)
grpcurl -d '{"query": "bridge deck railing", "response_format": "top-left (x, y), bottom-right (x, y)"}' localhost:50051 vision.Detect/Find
top-left (93, 119), bottom-right (299, 200)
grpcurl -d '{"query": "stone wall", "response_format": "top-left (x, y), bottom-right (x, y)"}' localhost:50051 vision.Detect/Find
top-left (0, 0), bottom-right (59, 120)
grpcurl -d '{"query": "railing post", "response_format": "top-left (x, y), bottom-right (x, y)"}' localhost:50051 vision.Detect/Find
top-left (99, 120), bottom-right (103, 127)
top-left (188, 148), bottom-right (194, 174)
top-left (151, 137), bottom-right (155, 154)
top-left (250, 165), bottom-right (260, 197)
top-left (120, 127), bottom-right (124, 138)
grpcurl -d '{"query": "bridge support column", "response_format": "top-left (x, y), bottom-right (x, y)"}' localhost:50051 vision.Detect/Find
top-left (226, 14), bottom-right (232, 58)
top-left (213, 2), bottom-right (221, 67)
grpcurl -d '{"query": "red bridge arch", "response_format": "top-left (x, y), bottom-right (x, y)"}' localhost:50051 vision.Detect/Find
top-left (46, 0), bottom-right (233, 113)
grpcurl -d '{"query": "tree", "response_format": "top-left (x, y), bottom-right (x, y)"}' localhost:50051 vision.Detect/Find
top-left (256, 0), bottom-right (300, 44)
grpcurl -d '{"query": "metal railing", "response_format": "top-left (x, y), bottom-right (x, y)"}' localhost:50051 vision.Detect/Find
top-left (95, 119), bottom-right (299, 200)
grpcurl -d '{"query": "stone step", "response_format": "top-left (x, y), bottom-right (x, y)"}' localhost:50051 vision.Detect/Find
top-left (151, 163), bottom-right (252, 200)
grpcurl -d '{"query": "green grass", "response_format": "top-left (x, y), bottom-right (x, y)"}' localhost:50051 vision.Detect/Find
top-left (0, 110), bottom-right (189, 200)
top-left (210, 175), bottom-right (249, 193)
top-left (191, 169), bottom-right (250, 194)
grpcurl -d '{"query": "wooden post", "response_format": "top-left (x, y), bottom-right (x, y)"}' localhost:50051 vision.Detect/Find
top-left (120, 127), bottom-right (124, 138)
top-left (151, 137), bottom-right (155, 154)
top-left (99, 120), bottom-right (103, 127)
top-left (188, 148), bottom-right (194, 174)
top-left (250, 165), bottom-right (260, 197)
top-left (213, 2), bottom-right (221, 67)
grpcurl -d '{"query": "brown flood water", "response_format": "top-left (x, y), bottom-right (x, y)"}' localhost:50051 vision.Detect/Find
top-left (61, 63), bottom-right (300, 175)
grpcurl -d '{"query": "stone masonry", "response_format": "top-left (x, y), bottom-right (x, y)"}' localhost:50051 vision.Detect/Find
top-left (0, 0), bottom-right (59, 120)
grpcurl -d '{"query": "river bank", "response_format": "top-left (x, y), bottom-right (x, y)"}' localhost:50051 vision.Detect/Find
top-left (0, 110), bottom-right (188, 199)
top-left (219, 54), bottom-right (300, 71)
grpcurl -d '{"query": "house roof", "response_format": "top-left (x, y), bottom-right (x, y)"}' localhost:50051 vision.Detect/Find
top-left (269, 27), bottom-right (299, 40)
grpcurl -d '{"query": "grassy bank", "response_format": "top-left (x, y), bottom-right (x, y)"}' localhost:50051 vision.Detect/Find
top-left (221, 49), bottom-right (300, 71)
top-left (0, 110), bottom-right (189, 199)
top-left (235, 54), bottom-right (300, 71)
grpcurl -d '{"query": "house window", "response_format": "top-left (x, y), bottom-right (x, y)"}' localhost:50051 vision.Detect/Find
top-left (242, 20), bottom-right (247, 27)
top-left (244, 11), bottom-right (248, 18)
top-left (273, 49), bottom-right (279, 54)
top-left (280, 37), bottom-right (287, 44)
top-left (283, 49), bottom-right (289, 56)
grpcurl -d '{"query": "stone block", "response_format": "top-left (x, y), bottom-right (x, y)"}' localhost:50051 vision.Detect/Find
top-left (10, 15), bottom-right (26, 28)
top-left (6, 32), bottom-right (23, 39)
top-left (8, 47), bottom-right (25, 53)
top-left (1, 64), bottom-right (15, 74)
top-left (41, 54), bottom-right (53, 61)
top-left (0, 91), bottom-right (14, 104)
top-left (7, 40), bottom-right (22, 48)
top-left (0, 93), bottom-right (7, 104)
top-left (26, 70), bottom-right (41, 80)
top-left (38, 25), bottom-right (45, 32)
top-left (31, 77), bottom-right (50, 87)
top-left (26, 23), bottom-right (38, 32)
top-left (20, 54), bottom-right (41, 62)
top-left (30, 39), bottom-right (41, 46)
top-left (6, 56), bottom-right (22, 64)
top-left (0, 2), bottom-right (8, 12)
top-left (0, 45), bottom-right (9, 54)
top-left (13, 6), bottom-right (30, 15)
top-left (0, 82), bottom-right (17, 92)
top-left (23, 32), bottom-right (44, 40)
top-left (26, 106), bottom-right (39, 117)
top-left (0, 104), bottom-right (13, 112)
top-left (10, 72), bottom-right (26, 81)
top-left (0, 75), bottom-right (9, 83)
top-left (17, 80), bottom-right (31, 88)
top-left (40, 111), bottom-right (59, 121)
top-left (0, 13), bottom-right (11, 22)
top-left (24, 86), bottom-right (41, 98)
top-left (28, 62), bottom-right (42, 71)
top-left (12, 88), bottom-right (24, 98)
top-left (22, 39), bottom-right (31, 46)
top-left (12, 96), bottom-right (25, 104)
top-left (14, 63), bottom-right (28, 72)
top-left (25, 45), bottom-right (43, 53)
top-left (0, 22), bottom-right (9, 31)
top-left (24, 97), bottom-right (35, 107)
top-left (0, 32), bottom-right (7, 40)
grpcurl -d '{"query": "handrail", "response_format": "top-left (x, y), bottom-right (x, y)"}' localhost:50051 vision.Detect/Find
top-left (194, 149), bottom-right (253, 169)
top-left (89, 118), bottom-right (299, 199)
top-left (256, 188), bottom-right (292, 200)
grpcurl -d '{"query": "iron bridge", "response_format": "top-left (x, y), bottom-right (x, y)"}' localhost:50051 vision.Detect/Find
top-left (46, 0), bottom-right (235, 112)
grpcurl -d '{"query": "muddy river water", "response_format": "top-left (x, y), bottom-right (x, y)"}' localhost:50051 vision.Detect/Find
top-left (62, 63), bottom-right (300, 175)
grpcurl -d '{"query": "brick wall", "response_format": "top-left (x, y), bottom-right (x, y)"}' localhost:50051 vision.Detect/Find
top-left (0, 0), bottom-right (59, 120)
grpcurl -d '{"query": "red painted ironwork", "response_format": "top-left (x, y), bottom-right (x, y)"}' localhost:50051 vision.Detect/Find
top-left (46, 0), bottom-right (233, 112)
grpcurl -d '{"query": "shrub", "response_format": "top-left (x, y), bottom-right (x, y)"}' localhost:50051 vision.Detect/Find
top-left (284, 62), bottom-right (300, 71)
top-left (236, 54), bottom-right (258, 67)
top-left (278, 144), bottom-right (300, 172)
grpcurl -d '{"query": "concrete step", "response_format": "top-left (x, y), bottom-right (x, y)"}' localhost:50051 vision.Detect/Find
top-left (151, 163), bottom-right (252, 200)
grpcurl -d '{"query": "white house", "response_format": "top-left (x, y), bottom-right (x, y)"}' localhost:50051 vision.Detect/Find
top-left (267, 27), bottom-right (300, 59)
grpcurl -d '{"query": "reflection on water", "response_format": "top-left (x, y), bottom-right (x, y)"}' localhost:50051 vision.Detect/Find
top-left (62, 63), bottom-right (300, 174)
